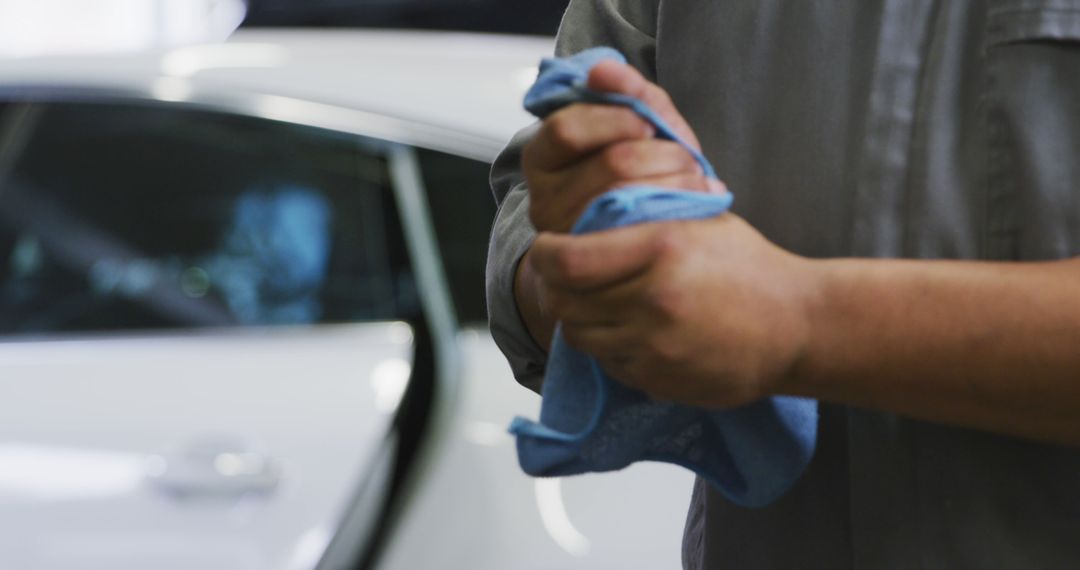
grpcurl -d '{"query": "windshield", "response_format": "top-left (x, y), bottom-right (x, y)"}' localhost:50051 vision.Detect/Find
top-left (0, 100), bottom-right (419, 336)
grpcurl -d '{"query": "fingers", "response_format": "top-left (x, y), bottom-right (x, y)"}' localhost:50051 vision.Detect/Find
top-left (575, 137), bottom-right (729, 195)
top-left (525, 105), bottom-right (654, 171)
top-left (543, 274), bottom-right (641, 327)
top-left (565, 138), bottom-right (705, 194)
top-left (528, 138), bottom-right (717, 232)
top-left (523, 59), bottom-right (716, 235)
top-left (593, 138), bottom-right (703, 180)
top-left (633, 172), bottom-right (728, 195)
top-left (530, 222), bottom-right (669, 291)
top-left (587, 60), bottom-right (700, 148)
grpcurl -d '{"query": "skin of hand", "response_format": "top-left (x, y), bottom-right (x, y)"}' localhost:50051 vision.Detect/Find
top-left (530, 214), bottom-right (816, 408)
top-left (515, 60), bottom-right (725, 349)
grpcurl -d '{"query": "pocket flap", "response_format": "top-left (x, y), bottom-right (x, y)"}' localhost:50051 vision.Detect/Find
top-left (988, 0), bottom-right (1080, 45)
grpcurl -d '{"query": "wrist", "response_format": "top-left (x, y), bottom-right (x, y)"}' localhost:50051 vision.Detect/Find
top-left (776, 255), bottom-right (835, 398)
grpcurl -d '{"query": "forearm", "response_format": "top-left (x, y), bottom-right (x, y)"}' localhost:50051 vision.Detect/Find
top-left (789, 257), bottom-right (1080, 445)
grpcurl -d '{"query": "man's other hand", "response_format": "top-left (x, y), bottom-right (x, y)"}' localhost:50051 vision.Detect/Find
top-left (530, 215), bottom-right (817, 408)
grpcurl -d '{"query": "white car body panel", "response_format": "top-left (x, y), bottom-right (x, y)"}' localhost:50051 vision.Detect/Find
top-left (0, 30), bottom-right (544, 160)
top-left (0, 324), bottom-right (412, 570)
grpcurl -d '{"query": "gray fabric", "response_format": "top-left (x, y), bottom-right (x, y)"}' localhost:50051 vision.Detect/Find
top-left (487, 122), bottom-right (545, 392)
top-left (485, 0), bottom-right (1080, 567)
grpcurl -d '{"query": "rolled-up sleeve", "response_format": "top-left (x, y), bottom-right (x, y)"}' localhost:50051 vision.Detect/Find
top-left (486, 124), bottom-right (546, 391)
top-left (485, 0), bottom-right (659, 392)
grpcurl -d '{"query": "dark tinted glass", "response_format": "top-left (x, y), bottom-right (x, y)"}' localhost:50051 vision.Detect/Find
top-left (415, 148), bottom-right (494, 325)
top-left (0, 101), bottom-right (418, 335)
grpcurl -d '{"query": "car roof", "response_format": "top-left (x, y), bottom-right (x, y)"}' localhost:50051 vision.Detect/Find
top-left (0, 29), bottom-right (553, 161)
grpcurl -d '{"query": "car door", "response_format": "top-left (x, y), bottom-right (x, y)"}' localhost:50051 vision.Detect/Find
top-left (0, 98), bottom-right (453, 570)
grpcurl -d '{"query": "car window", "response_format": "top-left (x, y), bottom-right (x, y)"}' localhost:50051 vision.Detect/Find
top-left (415, 148), bottom-right (494, 325)
top-left (0, 101), bottom-right (419, 335)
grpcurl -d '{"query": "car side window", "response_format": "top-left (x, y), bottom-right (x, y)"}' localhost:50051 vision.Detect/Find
top-left (414, 148), bottom-right (494, 325)
top-left (0, 101), bottom-right (419, 335)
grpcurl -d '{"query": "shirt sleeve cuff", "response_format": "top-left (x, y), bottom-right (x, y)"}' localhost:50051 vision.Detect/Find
top-left (486, 180), bottom-right (546, 393)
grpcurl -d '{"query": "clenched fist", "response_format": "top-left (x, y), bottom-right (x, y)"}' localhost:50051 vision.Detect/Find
top-left (531, 215), bottom-right (817, 408)
top-left (515, 59), bottom-right (726, 349)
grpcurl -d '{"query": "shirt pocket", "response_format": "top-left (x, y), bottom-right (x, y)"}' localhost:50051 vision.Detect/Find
top-left (982, 0), bottom-right (1080, 261)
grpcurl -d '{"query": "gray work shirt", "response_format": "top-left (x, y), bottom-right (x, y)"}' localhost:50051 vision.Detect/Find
top-left (485, 0), bottom-right (1080, 567)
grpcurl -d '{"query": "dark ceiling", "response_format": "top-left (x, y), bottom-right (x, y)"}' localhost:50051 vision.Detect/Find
top-left (242, 0), bottom-right (571, 36)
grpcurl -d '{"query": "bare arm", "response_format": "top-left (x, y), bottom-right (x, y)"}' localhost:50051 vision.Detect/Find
top-left (790, 256), bottom-right (1080, 445)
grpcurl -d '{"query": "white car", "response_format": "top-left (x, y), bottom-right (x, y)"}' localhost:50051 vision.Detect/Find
top-left (0, 29), bottom-right (694, 570)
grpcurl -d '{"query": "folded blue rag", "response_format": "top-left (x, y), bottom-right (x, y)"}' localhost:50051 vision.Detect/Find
top-left (508, 47), bottom-right (818, 507)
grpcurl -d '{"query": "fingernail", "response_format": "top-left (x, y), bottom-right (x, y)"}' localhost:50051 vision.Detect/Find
top-left (707, 178), bottom-right (727, 194)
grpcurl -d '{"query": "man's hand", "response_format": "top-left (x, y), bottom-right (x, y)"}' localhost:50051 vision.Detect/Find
top-left (530, 215), bottom-right (818, 408)
top-left (521, 60), bottom-right (724, 233)
top-left (516, 60), bottom-right (725, 350)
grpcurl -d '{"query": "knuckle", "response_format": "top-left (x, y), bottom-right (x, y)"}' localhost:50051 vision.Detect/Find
top-left (545, 113), bottom-right (580, 151)
top-left (657, 146), bottom-right (700, 178)
top-left (552, 242), bottom-right (587, 283)
top-left (680, 148), bottom-right (703, 171)
top-left (685, 173), bottom-right (710, 192)
top-left (652, 224), bottom-right (685, 260)
top-left (614, 108), bottom-right (651, 137)
top-left (601, 143), bottom-right (639, 179)
top-left (646, 82), bottom-right (675, 107)
top-left (645, 279), bottom-right (686, 320)
top-left (696, 174), bottom-right (716, 192)
top-left (621, 70), bottom-right (649, 98)
top-left (548, 109), bottom-right (591, 152)
top-left (657, 173), bottom-right (695, 192)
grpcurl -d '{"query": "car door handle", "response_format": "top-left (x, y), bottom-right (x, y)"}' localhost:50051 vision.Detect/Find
top-left (144, 437), bottom-right (281, 501)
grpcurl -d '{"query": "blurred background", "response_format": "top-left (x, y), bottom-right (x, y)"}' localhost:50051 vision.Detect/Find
top-left (0, 0), bottom-right (247, 58)
top-left (0, 3), bottom-right (698, 570)
top-left (0, 0), bottom-right (568, 59)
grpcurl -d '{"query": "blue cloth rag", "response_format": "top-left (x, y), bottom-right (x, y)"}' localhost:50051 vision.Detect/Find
top-left (508, 47), bottom-right (818, 507)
